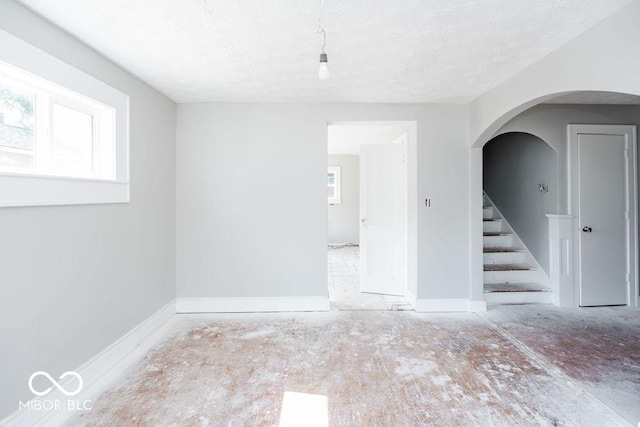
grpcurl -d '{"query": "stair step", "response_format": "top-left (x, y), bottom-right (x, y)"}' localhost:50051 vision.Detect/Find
top-left (483, 219), bottom-right (502, 222)
top-left (483, 232), bottom-right (510, 236)
top-left (484, 264), bottom-right (533, 271)
top-left (483, 235), bottom-right (513, 247)
top-left (483, 251), bottom-right (525, 264)
top-left (483, 247), bottom-right (522, 253)
top-left (484, 283), bottom-right (552, 304)
top-left (484, 283), bottom-right (551, 293)
top-left (483, 220), bottom-right (503, 233)
top-left (484, 269), bottom-right (538, 283)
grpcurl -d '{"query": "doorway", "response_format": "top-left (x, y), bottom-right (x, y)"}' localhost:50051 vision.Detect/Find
top-left (327, 122), bottom-right (413, 311)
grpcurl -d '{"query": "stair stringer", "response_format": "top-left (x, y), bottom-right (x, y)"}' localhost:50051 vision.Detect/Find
top-left (483, 192), bottom-right (550, 288)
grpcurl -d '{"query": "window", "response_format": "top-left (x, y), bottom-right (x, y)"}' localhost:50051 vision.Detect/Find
top-left (0, 67), bottom-right (115, 180)
top-left (328, 166), bottom-right (341, 204)
top-left (0, 29), bottom-right (129, 207)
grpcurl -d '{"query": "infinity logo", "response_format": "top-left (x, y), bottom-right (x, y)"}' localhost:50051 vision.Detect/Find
top-left (28, 371), bottom-right (83, 397)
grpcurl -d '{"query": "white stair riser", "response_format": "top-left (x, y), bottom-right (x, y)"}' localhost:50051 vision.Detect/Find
top-left (483, 235), bottom-right (513, 247)
top-left (482, 221), bottom-right (503, 233)
top-left (483, 252), bottom-right (524, 264)
top-left (484, 269), bottom-right (539, 284)
top-left (482, 207), bottom-right (494, 219)
top-left (484, 291), bottom-right (552, 304)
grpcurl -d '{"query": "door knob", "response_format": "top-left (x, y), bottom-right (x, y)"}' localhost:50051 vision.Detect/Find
top-left (582, 226), bottom-right (592, 233)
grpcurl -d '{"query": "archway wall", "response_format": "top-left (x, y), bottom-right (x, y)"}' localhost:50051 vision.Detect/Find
top-left (494, 104), bottom-right (640, 214)
top-left (469, 0), bottom-right (640, 147)
top-left (483, 132), bottom-right (558, 274)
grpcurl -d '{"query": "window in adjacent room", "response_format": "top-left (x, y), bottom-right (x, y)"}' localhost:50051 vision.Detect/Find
top-left (328, 166), bottom-right (341, 204)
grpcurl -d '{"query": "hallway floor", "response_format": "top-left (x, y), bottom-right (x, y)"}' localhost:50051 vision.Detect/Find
top-left (327, 245), bottom-right (411, 311)
top-left (72, 305), bottom-right (639, 426)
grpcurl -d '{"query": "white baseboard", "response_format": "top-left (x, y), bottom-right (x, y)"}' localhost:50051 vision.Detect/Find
top-left (469, 299), bottom-right (487, 312)
top-left (414, 298), bottom-right (486, 312)
top-left (176, 296), bottom-right (331, 313)
top-left (405, 289), bottom-right (417, 310)
top-left (1, 300), bottom-right (177, 427)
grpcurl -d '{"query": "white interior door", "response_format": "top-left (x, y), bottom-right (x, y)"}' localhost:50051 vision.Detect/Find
top-left (359, 141), bottom-right (406, 295)
top-left (572, 125), bottom-right (637, 306)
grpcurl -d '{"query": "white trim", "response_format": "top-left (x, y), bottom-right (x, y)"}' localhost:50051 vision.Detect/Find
top-left (0, 175), bottom-right (129, 207)
top-left (414, 298), bottom-right (481, 312)
top-left (0, 29), bottom-right (130, 207)
top-left (1, 300), bottom-right (176, 427)
top-left (405, 289), bottom-right (417, 310)
top-left (469, 299), bottom-right (487, 312)
top-left (546, 214), bottom-right (575, 307)
top-left (176, 297), bottom-right (331, 313)
top-left (568, 124), bottom-right (638, 307)
top-left (469, 147), bottom-right (485, 304)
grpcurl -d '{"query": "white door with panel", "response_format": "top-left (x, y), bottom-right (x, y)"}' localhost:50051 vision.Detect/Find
top-left (570, 125), bottom-right (637, 307)
top-left (359, 141), bottom-right (406, 296)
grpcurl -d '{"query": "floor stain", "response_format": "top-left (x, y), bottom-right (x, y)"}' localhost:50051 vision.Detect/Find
top-left (70, 310), bottom-right (632, 426)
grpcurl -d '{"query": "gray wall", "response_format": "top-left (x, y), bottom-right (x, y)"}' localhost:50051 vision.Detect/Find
top-left (328, 155), bottom-right (359, 244)
top-left (483, 133), bottom-right (558, 272)
top-left (0, 0), bottom-right (176, 418)
top-left (488, 104), bottom-right (640, 275)
top-left (176, 103), bottom-right (471, 301)
top-left (496, 104), bottom-right (640, 213)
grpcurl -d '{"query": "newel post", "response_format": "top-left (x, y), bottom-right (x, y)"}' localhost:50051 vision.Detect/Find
top-left (547, 214), bottom-right (574, 307)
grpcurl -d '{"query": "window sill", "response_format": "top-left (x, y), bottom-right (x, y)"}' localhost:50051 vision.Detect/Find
top-left (0, 174), bottom-right (129, 207)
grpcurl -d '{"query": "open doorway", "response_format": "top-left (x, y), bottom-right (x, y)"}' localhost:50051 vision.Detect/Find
top-left (327, 122), bottom-right (413, 311)
top-left (482, 132), bottom-right (557, 305)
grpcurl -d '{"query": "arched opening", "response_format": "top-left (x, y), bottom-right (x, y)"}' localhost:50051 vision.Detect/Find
top-left (482, 132), bottom-right (558, 304)
top-left (471, 91), bottom-right (640, 308)
top-left (472, 91), bottom-right (640, 148)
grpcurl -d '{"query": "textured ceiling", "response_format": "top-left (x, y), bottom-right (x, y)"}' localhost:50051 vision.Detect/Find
top-left (545, 91), bottom-right (640, 105)
top-left (17, 0), bottom-right (634, 103)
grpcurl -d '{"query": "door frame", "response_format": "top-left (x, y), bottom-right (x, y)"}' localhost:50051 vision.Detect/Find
top-left (568, 124), bottom-right (638, 307)
top-left (327, 121), bottom-right (416, 305)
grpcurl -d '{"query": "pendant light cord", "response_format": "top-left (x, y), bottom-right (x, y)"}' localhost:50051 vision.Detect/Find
top-left (318, 0), bottom-right (327, 54)
top-left (319, 24), bottom-right (327, 54)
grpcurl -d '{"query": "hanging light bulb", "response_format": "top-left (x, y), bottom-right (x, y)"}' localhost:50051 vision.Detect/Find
top-left (317, 19), bottom-right (330, 81)
top-left (318, 52), bottom-right (330, 81)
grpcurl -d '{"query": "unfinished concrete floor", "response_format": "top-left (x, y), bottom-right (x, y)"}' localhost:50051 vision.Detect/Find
top-left (71, 305), bottom-right (639, 426)
top-left (327, 245), bottom-right (411, 311)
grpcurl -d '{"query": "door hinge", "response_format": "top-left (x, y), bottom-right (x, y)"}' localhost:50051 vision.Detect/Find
top-left (625, 211), bottom-right (629, 220)
top-left (624, 149), bottom-right (629, 159)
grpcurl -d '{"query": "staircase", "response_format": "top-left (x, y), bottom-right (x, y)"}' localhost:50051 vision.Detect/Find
top-left (483, 193), bottom-right (552, 304)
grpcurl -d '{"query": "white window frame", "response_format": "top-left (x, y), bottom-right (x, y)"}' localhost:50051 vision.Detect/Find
top-left (0, 29), bottom-right (129, 207)
top-left (328, 166), bottom-right (341, 205)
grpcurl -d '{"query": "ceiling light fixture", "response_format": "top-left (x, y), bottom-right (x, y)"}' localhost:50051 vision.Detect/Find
top-left (318, 23), bottom-right (329, 81)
